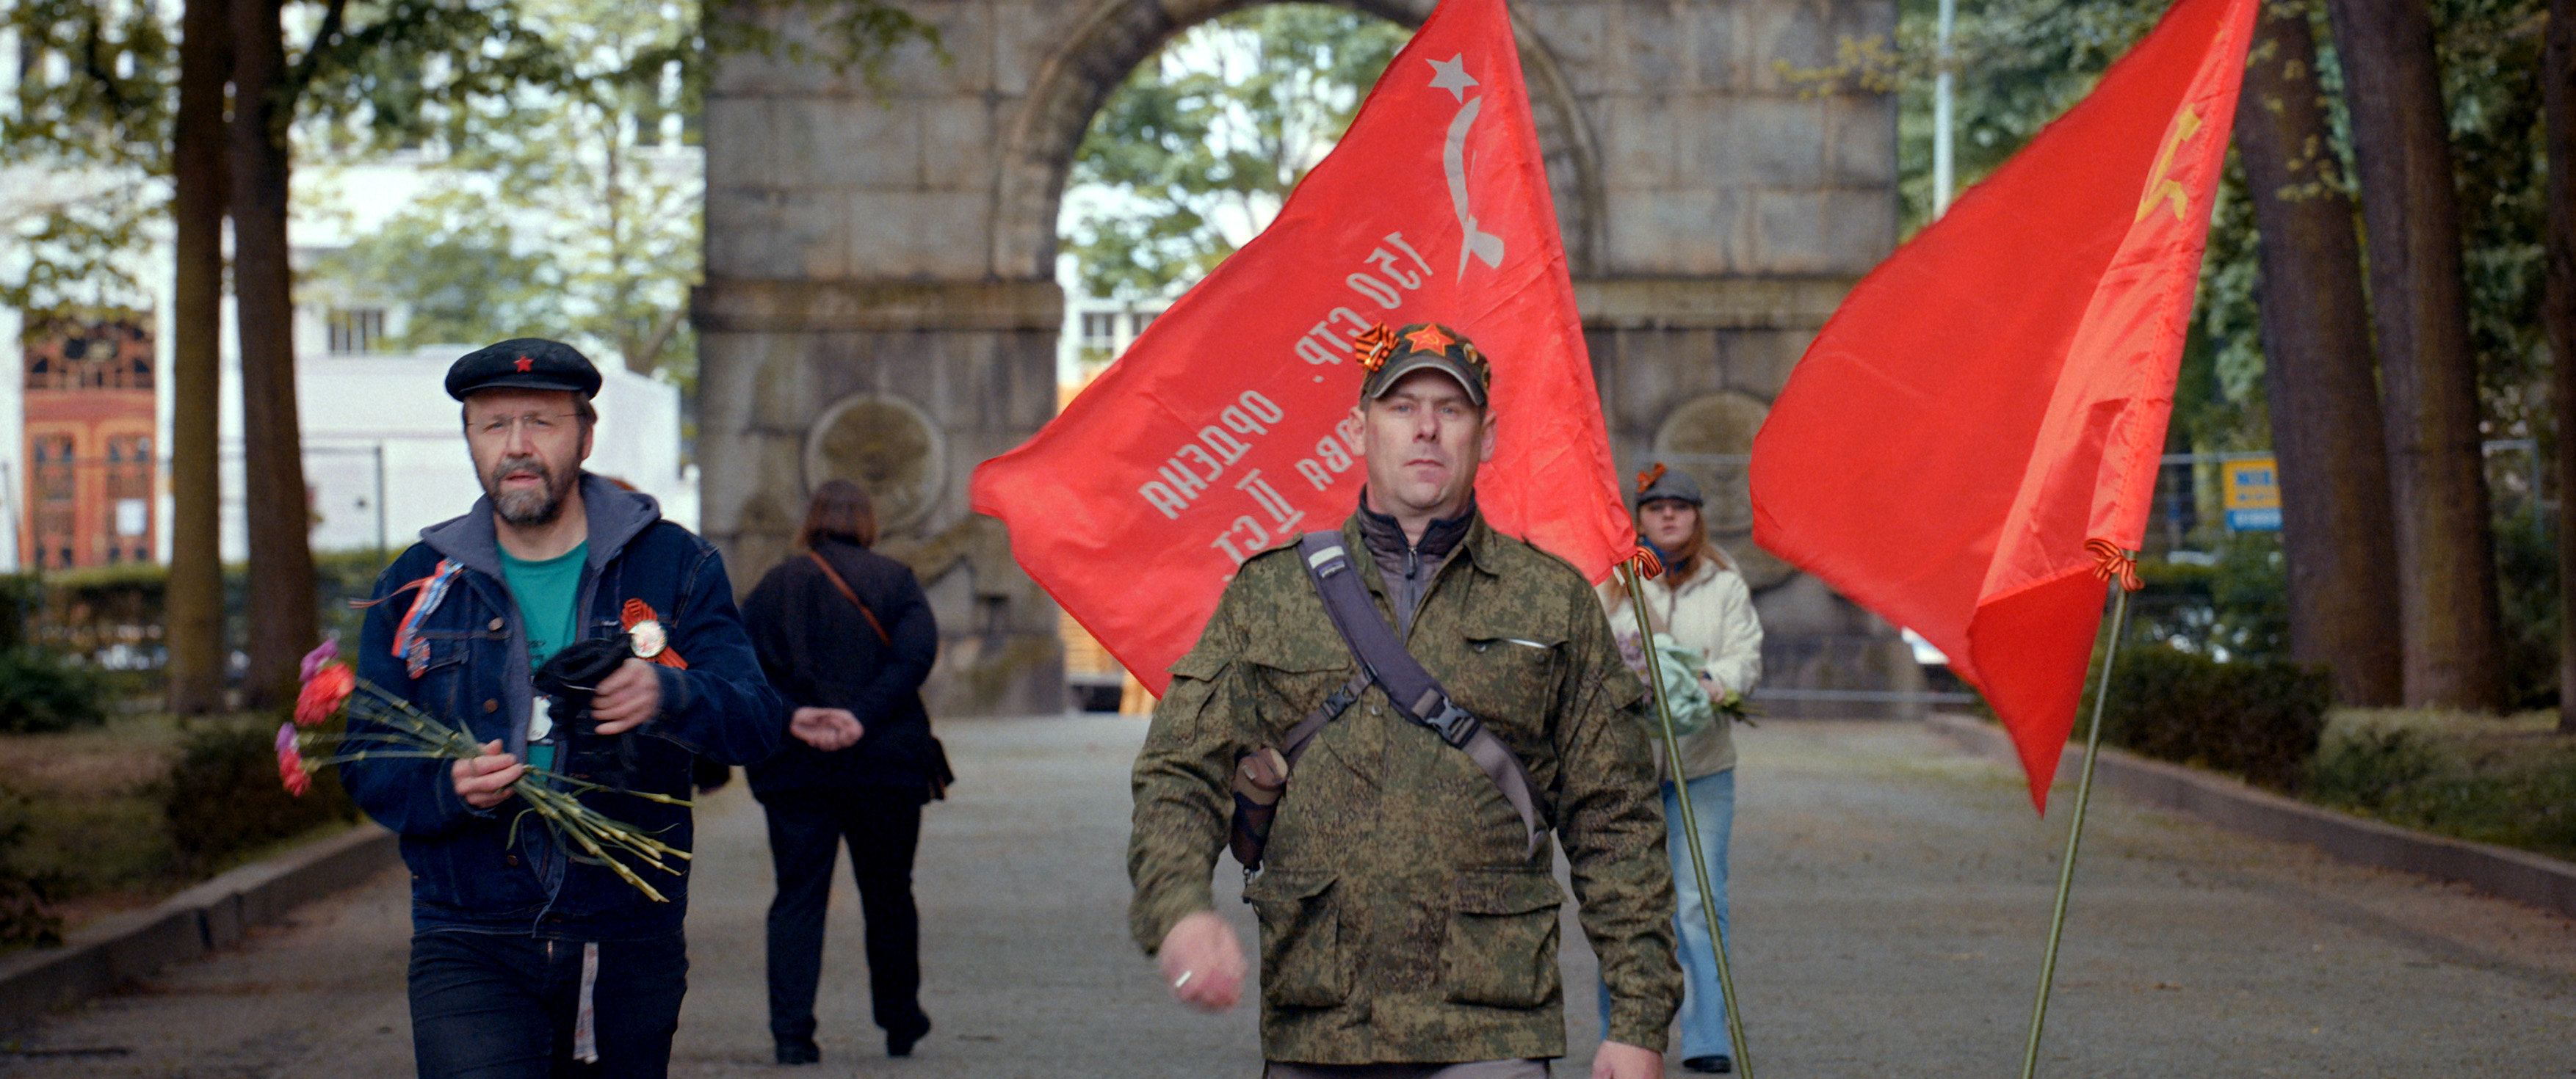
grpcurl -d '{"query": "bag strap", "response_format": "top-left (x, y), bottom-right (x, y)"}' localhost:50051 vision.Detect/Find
top-left (1295, 531), bottom-right (1547, 855)
top-left (806, 551), bottom-right (891, 645)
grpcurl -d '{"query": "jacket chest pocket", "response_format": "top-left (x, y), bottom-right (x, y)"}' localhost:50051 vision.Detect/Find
top-left (1242, 634), bottom-right (1356, 739)
top-left (1450, 624), bottom-right (1564, 732)
top-left (404, 631), bottom-right (477, 724)
top-left (1242, 870), bottom-right (1350, 1009)
top-left (1441, 869), bottom-right (1563, 1009)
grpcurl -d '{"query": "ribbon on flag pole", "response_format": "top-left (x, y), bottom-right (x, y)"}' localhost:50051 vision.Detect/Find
top-left (972, 0), bottom-right (1629, 694)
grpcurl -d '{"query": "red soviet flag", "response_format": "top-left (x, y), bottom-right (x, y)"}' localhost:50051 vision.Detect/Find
top-left (971, 0), bottom-right (1627, 694)
top-left (1748, 0), bottom-right (2257, 809)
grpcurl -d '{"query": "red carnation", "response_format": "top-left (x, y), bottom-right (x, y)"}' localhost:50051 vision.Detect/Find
top-left (295, 661), bottom-right (355, 727)
top-left (275, 723), bottom-right (311, 797)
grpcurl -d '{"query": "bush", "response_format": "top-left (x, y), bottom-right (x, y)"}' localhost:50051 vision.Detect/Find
top-left (2128, 534), bottom-right (2290, 664)
top-left (0, 782), bottom-right (63, 948)
top-left (2304, 713), bottom-right (2576, 861)
top-left (2307, 726), bottom-right (2442, 810)
top-left (159, 722), bottom-right (356, 876)
top-left (0, 647), bottom-right (106, 733)
top-left (2492, 506), bottom-right (2559, 710)
top-left (2093, 643), bottom-right (2329, 791)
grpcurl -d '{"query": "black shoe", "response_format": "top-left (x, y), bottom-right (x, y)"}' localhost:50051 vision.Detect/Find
top-left (1682, 1056), bottom-right (1732, 1075)
top-left (886, 1016), bottom-right (931, 1058)
top-left (775, 1039), bottom-right (820, 1065)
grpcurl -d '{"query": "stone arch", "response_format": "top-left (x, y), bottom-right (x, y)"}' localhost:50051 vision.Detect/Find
top-left (701, 0), bottom-right (1907, 714)
top-left (990, 0), bottom-right (1607, 280)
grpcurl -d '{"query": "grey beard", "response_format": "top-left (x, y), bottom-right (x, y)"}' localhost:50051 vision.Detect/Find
top-left (490, 459), bottom-right (574, 526)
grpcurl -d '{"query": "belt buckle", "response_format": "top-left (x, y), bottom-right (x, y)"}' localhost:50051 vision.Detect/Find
top-left (1429, 701), bottom-right (1480, 747)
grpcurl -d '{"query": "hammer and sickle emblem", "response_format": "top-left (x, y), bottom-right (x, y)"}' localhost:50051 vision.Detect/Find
top-left (2136, 107), bottom-right (2204, 223)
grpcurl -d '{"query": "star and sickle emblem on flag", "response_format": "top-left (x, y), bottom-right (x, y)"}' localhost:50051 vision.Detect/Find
top-left (1428, 53), bottom-right (1507, 277)
top-left (2136, 107), bottom-right (2204, 222)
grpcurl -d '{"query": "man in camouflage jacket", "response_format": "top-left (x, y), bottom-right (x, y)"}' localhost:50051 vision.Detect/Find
top-left (1129, 323), bottom-right (1682, 1078)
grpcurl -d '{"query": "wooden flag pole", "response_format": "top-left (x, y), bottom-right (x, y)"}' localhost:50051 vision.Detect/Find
top-left (1618, 559), bottom-right (1753, 1077)
top-left (2019, 561), bottom-right (2138, 1079)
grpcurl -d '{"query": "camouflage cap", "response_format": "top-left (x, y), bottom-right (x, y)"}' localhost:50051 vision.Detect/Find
top-left (1356, 322), bottom-right (1491, 407)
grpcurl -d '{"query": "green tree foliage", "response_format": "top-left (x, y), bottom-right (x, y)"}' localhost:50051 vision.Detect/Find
top-left (309, 206), bottom-right (569, 349)
top-left (2, 0), bottom-right (933, 335)
top-left (299, 0), bottom-right (943, 380)
top-left (2435, 0), bottom-right (2553, 444)
top-left (1876, 0), bottom-right (2550, 454)
top-left (1, 0), bottom-right (178, 311)
top-left (1064, 4), bottom-right (1407, 301)
top-left (305, 0), bottom-right (712, 377)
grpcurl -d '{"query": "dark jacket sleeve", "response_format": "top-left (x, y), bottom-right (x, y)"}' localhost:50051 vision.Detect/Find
top-left (345, 554), bottom-right (491, 837)
top-left (646, 537), bottom-right (786, 766)
top-left (842, 556), bottom-right (938, 724)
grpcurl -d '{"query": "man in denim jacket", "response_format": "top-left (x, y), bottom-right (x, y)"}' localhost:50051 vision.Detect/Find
top-left (349, 338), bottom-right (784, 1079)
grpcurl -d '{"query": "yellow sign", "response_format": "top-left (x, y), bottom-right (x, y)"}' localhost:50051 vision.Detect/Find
top-left (2222, 457), bottom-right (2280, 531)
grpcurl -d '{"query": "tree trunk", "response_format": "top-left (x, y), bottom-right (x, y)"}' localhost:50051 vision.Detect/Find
top-left (2234, 0), bottom-right (2403, 706)
top-left (2547, 0), bottom-right (2576, 732)
top-left (165, 0), bottom-right (231, 715)
top-left (228, 0), bottom-right (316, 708)
top-left (2324, 0), bottom-right (2506, 710)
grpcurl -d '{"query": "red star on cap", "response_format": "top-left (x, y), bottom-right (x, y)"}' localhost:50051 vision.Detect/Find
top-left (1404, 325), bottom-right (1455, 353)
top-left (513, 356), bottom-right (534, 372)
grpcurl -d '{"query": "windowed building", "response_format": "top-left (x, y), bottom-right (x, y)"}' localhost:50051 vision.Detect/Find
top-left (19, 313), bottom-right (156, 569)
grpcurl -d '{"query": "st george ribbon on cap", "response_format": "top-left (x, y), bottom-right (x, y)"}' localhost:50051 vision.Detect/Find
top-left (1355, 321), bottom-right (1491, 407)
top-left (446, 338), bottom-right (604, 401)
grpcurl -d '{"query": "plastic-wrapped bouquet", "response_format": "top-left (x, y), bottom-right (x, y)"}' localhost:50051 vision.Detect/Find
top-left (278, 639), bottom-right (692, 901)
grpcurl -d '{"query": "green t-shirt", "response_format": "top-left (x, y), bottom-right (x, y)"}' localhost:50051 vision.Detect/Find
top-left (501, 541), bottom-right (588, 671)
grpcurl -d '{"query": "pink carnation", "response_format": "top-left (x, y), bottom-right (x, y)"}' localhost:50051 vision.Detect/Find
top-left (275, 723), bottom-right (311, 797)
top-left (300, 639), bottom-right (339, 683)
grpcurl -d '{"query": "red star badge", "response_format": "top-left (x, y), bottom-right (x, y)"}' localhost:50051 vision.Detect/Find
top-left (1404, 325), bottom-right (1455, 354)
top-left (513, 356), bottom-right (535, 372)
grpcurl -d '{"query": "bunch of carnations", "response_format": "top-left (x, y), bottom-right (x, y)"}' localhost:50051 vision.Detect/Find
top-left (280, 640), bottom-right (694, 902)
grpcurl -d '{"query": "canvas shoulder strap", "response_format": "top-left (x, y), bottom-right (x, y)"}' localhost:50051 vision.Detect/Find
top-left (1296, 531), bottom-right (1546, 855)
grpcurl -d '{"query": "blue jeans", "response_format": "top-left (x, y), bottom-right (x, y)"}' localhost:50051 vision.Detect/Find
top-left (1599, 769), bottom-right (1734, 1061)
top-left (408, 929), bottom-right (688, 1079)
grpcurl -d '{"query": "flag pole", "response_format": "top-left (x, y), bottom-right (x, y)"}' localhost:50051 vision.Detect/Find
top-left (1618, 558), bottom-right (1752, 1078)
top-left (2019, 554), bottom-right (2139, 1079)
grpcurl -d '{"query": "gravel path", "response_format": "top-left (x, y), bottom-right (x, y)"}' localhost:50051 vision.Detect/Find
top-left (4, 716), bottom-right (2570, 1077)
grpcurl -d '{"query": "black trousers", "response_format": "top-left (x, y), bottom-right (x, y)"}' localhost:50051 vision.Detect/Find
top-left (761, 785), bottom-right (929, 1047)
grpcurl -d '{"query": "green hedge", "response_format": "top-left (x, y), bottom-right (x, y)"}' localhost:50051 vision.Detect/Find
top-left (159, 722), bottom-right (358, 876)
top-left (0, 648), bottom-right (106, 733)
top-left (0, 782), bottom-right (62, 948)
top-left (2093, 642), bottom-right (2330, 791)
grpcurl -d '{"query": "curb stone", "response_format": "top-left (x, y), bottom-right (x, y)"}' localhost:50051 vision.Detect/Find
top-left (0, 822), bottom-right (399, 1034)
top-left (1925, 713), bottom-right (2576, 920)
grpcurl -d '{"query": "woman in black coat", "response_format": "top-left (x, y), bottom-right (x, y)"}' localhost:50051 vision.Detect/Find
top-left (741, 479), bottom-right (942, 1065)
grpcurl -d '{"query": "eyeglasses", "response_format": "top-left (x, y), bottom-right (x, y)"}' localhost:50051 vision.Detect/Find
top-left (471, 413), bottom-right (579, 440)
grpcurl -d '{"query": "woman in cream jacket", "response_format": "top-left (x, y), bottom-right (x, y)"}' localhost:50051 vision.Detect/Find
top-left (1597, 463), bottom-right (1762, 1075)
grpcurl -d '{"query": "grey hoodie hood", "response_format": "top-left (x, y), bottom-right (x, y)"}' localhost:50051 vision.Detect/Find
top-left (418, 473), bottom-right (663, 576)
